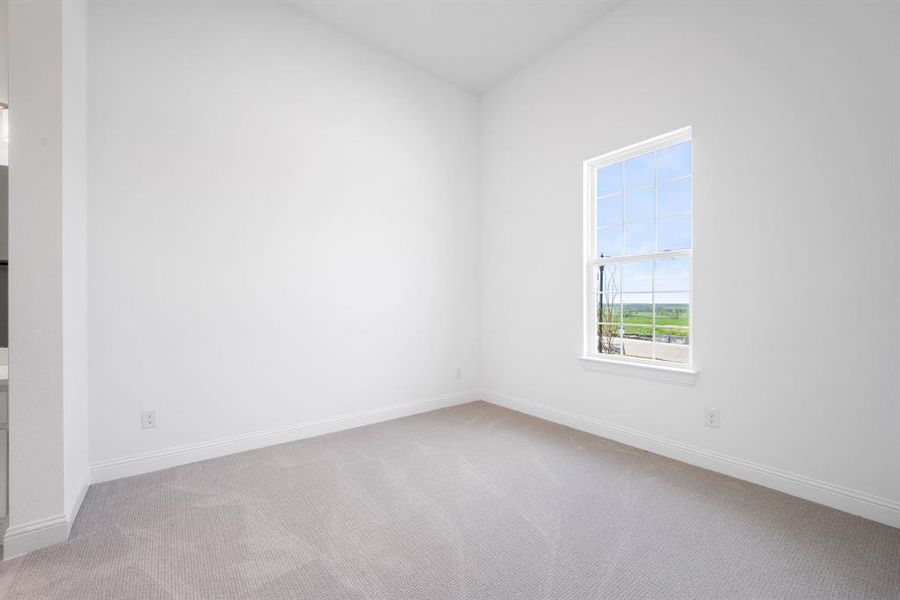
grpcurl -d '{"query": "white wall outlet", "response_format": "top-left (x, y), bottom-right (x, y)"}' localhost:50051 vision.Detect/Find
top-left (705, 409), bottom-right (720, 429)
top-left (455, 367), bottom-right (462, 380)
top-left (141, 410), bottom-right (157, 430)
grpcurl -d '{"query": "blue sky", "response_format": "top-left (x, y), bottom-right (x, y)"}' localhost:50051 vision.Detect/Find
top-left (596, 140), bottom-right (692, 259)
top-left (595, 140), bottom-right (691, 307)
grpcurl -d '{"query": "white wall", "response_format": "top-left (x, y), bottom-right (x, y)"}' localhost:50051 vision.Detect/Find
top-left (5, 0), bottom-right (89, 557)
top-left (87, 1), bottom-right (480, 471)
top-left (0, 0), bottom-right (7, 167)
top-left (7, 0), bottom-right (65, 547)
top-left (481, 0), bottom-right (900, 523)
top-left (61, 0), bottom-right (90, 528)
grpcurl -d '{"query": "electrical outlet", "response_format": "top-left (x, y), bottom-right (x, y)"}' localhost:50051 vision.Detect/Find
top-left (705, 409), bottom-right (720, 429)
top-left (141, 410), bottom-right (157, 430)
top-left (455, 367), bottom-right (462, 380)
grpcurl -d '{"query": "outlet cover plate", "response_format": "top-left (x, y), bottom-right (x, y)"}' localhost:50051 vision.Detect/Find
top-left (141, 410), bottom-right (157, 430)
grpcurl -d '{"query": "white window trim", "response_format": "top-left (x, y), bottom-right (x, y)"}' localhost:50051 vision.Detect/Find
top-left (579, 126), bottom-right (697, 386)
top-left (577, 355), bottom-right (697, 386)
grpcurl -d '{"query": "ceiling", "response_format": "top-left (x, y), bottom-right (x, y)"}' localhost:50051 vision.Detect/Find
top-left (286, 1), bottom-right (622, 93)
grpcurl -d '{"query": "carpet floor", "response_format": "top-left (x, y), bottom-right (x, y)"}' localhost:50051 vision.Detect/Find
top-left (2, 401), bottom-right (899, 599)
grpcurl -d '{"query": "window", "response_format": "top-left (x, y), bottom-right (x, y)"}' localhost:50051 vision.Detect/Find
top-left (583, 127), bottom-right (692, 369)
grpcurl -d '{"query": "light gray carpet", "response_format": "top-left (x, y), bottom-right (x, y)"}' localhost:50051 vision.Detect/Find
top-left (2, 401), bottom-right (899, 599)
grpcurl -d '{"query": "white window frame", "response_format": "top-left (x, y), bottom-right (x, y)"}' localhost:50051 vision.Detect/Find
top-left (579, 127), bottom-right (697, 385)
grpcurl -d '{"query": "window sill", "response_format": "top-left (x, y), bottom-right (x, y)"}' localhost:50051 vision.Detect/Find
top-left (577, 355), bottom-right (697, 387)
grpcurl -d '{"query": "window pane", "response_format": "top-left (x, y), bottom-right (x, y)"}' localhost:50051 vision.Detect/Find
top-left (655, 326), bottom-right (689, 343)
top-left (623, 329), bottom-right (654, 360)
top-left (621, 260), bottom-right (653, 292)
top-left (658, 177), bottom-right (691, 216)
top-left (597, 226), bottom-right (623, 258)
top-left (625, 188), bottom-right (654, 222)
top-left (588, 133), bottom-right (692, 365)
top-left (622, 293), bottom-right (653, 332)
top-left (657, 140), bottom-right (691, 180)
top-left (596, 293), bottom-right (621, 325)
top-left (625, 220), bottom-right (654, 255)
top-left (622, 293), bottom-right (653, 360)
top-left (596, 163), bottom-right (622, 197)
top-left (654, 292), bottom-right (690, 330)
top-left (594, 263), bottom-right (621, 294)
top-left (623, 323), bottom-right (653, 340)
top-left (657, 215), bottom-right (691, 251)
top-left (655, 257), bottom-right (690, 291)
top-left (625, 152), bottom-right (654, 190)
top-left (654, 326), bottom-right (689, 364)
top-left (597, 195), bottom-right (622, 228)
top-left (597, 323), bottom-right (623, 355)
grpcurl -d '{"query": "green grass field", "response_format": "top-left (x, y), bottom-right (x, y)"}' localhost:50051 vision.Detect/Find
top-left (599, 303), bottom-right (688, 340)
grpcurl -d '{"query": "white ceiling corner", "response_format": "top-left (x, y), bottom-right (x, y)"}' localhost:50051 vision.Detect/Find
top-left (285, 0), bottom-right (622, 93)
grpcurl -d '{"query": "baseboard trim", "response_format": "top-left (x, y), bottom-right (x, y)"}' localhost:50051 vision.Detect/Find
top-left (65, 474), bottom-right (91, 536)
top-left (0, 474), bottom-right (90, 561)
top-left (91, 390), bottom-right (480, 484)
top-left (2, 514), bottom-right (68, 560)
top-left (482, 390), bottom-right (900, 529)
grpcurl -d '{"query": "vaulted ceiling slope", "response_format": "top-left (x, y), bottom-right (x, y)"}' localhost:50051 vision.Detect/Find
top-left (286, 0), bottom-right (622, 93)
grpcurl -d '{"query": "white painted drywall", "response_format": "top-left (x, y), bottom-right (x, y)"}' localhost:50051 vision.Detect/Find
top-left (7, 0), bottom-right (66, 539)
top-left (61, 0), bottom-right (90, 524)
top-left (288, 0), bottom-right (621, 93)
top-left (0, 1), bottom-right (5, 105)
top-left (481, 0), bottom-right (900, 509)
top-left (3, 0), bottom-right (91, 555)
top-left (86, 1), bottom-right (480, 466)
top-left (0, 0), bottom-right (7, 167)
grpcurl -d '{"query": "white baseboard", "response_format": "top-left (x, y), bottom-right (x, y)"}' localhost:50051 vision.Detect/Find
top-left (65, 473), bottom-right (91, 536)
top-left (91, 390), bottom-right (480, 484)
top-left (1, 473), bottom-right (90, 560)
top-left (482, 390), bottom-right (900, 529)
top-left (2, 514), bottom-right (68, 560)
